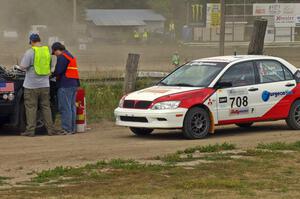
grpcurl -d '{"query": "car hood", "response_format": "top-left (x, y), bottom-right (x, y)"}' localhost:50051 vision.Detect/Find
top-left (125, 86), bottom-right (203, 101)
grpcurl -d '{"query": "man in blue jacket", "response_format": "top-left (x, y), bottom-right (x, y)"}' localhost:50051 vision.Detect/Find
top-left (52, 42), bottom-right (80, 135)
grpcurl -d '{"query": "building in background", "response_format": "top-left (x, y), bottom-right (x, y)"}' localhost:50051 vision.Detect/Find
top-left (185, 0), bottom-right (300, 43)
top-left (86, 9), bottom-right (165, 42)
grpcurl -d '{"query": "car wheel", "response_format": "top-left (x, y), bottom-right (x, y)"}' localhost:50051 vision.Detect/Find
top-left (183, 107), bottom-right (211, 139)
top-left (130, 127), bottom-right (153, 136)
top-left (286, 100), bottom-right (300, 130)
top-left (236, 123), bottom-right (253, 128)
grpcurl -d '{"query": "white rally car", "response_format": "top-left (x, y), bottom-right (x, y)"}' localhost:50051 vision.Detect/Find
top-left (115, 55), bottom-right (300, 139)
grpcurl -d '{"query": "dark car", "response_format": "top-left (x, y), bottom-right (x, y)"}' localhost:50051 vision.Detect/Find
top-left (0, 65), bottom-right (57, 132)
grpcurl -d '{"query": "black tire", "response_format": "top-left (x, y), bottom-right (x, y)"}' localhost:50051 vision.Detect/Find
top-left (183, 107), bottom-right (211, 139)
top-left (130, 127), bottom-right (153, 136)
top-left (236, 123), bottom-right (253, 128)
top-left (286, 100), bottom-right (300, 130)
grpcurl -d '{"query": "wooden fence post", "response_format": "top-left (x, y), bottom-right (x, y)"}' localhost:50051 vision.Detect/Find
top-left (124, 53), bottom-right (140, 94)
top-left (248, 19), bottom-right (268, 55)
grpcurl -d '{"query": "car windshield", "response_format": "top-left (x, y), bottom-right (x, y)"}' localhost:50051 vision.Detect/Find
top-left (159, 62), bottom-right (227, 87)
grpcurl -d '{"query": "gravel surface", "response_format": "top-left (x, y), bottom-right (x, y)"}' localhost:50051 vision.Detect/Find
top-left (0, 121), bottom-right (300, 185)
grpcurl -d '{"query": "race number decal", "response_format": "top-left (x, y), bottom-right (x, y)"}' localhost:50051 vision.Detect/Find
top-left (229, 96), bottom-right (248, 108)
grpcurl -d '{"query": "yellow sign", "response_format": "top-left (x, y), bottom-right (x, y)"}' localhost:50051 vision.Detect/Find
top-left (209, 4), bottom-right (221, 27)
top-left (211, 12), bottom-right (221, 26)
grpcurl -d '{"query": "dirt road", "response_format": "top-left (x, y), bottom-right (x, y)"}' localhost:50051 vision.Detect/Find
top-left (1, 121), bottom-right (300, 185)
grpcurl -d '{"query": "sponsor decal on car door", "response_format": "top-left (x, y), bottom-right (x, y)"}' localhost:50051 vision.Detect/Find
top-left (252, 60), bottom-right (296, 118)
top-left (217, 86), bottom-right (257, 121)
top-left (216, 61), bottom-right (259, 122)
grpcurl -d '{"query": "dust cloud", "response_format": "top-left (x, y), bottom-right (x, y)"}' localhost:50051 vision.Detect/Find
top-left (0, 0), bottom-right (299, 73)
top-left (0, 0), bottom-right (75, 65)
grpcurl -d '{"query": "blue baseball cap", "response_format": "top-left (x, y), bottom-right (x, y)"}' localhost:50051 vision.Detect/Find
top-left (29, 33), bottom-right (41, 44)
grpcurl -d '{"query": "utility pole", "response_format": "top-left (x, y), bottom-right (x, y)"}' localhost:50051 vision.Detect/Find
top-left (219, 0), bottom-right (226, 56)
top-left (73, 0), bottom-right (77, 26)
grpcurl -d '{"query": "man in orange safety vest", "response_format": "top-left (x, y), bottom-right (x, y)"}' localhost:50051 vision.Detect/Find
top-left (52, 42), bottom-right (80, 135)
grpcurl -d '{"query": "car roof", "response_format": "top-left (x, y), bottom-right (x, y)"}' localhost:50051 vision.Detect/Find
top-left (193, 55), bottom-right (280, 63)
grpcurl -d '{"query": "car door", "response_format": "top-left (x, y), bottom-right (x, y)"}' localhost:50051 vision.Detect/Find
top-left (252, 60), bottom-right (296, 119)
top-left (216, 61), bottom-right (259, 123)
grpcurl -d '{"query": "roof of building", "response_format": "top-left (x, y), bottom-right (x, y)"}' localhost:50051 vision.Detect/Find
top-left (86, 9), bottom-right (166, 26)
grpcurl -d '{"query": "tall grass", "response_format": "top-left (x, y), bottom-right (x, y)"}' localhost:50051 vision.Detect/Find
top-left (82, 82), bottom-right (123, 122)
top-left (82, 78), bottom-right (156, 122)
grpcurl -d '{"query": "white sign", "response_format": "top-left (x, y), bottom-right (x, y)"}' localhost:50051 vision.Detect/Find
top-left (275, 15), bottom-right (296, 27)
top-left (253, 3), bottom-right (300, 16)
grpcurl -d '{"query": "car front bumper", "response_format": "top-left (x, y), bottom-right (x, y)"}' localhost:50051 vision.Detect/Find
top-left (0, 103), bottom-right (15, 115)
top-left (114, 107), bottom-right (188, 129)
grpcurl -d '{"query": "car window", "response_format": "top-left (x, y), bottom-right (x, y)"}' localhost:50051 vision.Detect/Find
top-left (256, 60), bottom-right (288, 83)
top-left (219, 62), bottom-right (255, 87)
top-left (283, 67), bottom-right (294, 80)
top-left (160, 62), bottom-right (227, 87)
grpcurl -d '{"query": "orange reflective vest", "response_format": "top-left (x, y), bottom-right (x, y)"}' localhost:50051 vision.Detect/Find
top-left (62, 53), bottom-right (79, 79)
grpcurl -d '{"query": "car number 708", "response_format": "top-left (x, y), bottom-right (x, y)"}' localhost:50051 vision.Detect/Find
top-left (230, 96), bottom-right (248, 108)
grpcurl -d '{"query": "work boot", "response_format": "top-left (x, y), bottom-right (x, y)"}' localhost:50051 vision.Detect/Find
top-left (48, 129), bottom-right (64, 136)
top-left (21, 132), bottom-right (35, 137)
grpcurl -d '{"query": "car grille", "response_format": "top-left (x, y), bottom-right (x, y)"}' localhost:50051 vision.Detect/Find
top-left (123, 100), bottom-right (152, 109)
top-left (120, 116), bottom-right (148, 123)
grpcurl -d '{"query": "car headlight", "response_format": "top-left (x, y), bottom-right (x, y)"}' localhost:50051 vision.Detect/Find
top-left (119, 95), bottom-right (127, 108)
top-left (152, 101), bottom-right (181, 110)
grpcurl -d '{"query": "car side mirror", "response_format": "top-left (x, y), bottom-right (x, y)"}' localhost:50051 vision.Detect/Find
top-left (215, 82), bottom-right (233, 89)
top-left (294, 70), bottom-right (300, 83)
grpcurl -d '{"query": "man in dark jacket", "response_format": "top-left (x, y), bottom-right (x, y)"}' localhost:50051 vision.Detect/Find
top-left (52, 42), bottom-right (80, 135)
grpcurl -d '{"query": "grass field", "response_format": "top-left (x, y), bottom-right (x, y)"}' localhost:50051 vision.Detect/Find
top-left (1, 141), bottom-right (300, 199)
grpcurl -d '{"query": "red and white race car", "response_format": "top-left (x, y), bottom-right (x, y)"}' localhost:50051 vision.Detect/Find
top-left (115, 55), bottom-right (300, 139)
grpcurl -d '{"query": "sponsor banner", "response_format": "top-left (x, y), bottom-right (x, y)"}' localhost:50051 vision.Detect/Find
top-left (253, 3), bottom-right (300, 16)
top-left (188, 0), bottom-right (207, 27)
top-left (275, 15), bottom-right (296, 27)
